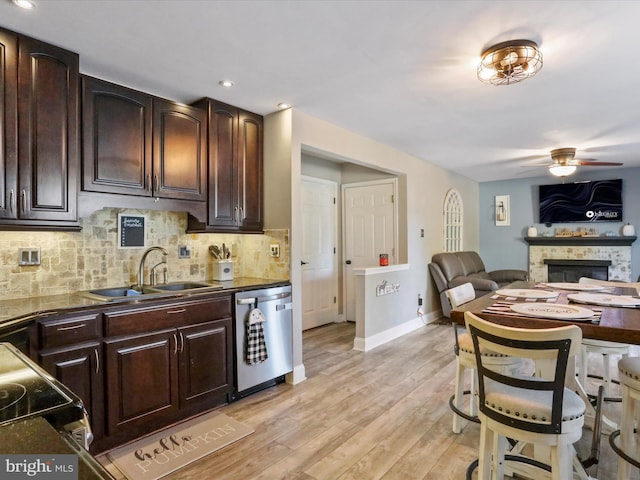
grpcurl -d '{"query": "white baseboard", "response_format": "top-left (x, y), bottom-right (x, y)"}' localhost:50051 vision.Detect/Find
top-left (286, 363), bottom-right (307, 385)
top-left (352, 312), bottom-right (439, 352)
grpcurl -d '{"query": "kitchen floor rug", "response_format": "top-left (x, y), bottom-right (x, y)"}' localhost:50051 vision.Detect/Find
top-left (106, 412), bottom-right (254, 480)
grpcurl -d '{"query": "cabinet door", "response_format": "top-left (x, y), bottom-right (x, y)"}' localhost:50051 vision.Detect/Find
top-left (237, 110), bottom-right (263, 231)
top-left (0, 29), bottom-right (17, 220)
top-left (207, 100), bottom-right (238, 228)
top-left (152, 99), bottom-right (206, 201)
top-left (17, 35), bottom-right (78, 222)
top-left (104, 330), bottom-right (179, 436)
top-left (82, 76), bottom-right (152, 196)
top-left (178, 319), bottom-right (233, 409)
top-left (39, 343), bottom-right (104, 440)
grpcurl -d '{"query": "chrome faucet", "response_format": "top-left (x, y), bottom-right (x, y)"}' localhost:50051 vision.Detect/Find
top-left (137, 246), bottom-right (168, 289)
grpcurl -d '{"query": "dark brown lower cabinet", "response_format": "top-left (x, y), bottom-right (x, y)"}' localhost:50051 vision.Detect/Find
top-left (178, 319), bottom-right (233, 409)
top-left (102, 318), bottom-right (232, 447)
top-left (104, 329), bottom-right (179, 436)
top-left (31, 293), bottom-right (234, 453)
top-left (38, 342), bottom-right (104, 441)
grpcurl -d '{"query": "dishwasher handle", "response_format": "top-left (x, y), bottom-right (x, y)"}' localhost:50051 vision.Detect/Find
top-left (236, 291), bottom-right (291, 305)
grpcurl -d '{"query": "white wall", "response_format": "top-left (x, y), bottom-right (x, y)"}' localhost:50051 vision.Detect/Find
top-left (265, 108), bottom-right (479, 384)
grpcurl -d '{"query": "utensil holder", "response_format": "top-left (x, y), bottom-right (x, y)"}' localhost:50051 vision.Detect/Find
top-left (212, 260), bottom-right (234, 281)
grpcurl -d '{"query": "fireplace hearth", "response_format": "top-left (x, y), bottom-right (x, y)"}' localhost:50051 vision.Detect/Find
top-left (544, 259), bottom-right (610, 282)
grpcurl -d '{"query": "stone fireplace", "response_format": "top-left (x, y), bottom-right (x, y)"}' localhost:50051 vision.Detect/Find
top-left (525, 236), bottom-right (636, 282)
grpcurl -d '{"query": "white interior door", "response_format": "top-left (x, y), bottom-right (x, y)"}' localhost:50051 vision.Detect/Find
top-left (343, 179), bottom-right (397, 321)
top-left (301, 177), bottom-right (339, 330)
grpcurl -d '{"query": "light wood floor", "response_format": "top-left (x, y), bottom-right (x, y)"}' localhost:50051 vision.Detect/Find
top-left (99, 321), bottom-right (636, 480)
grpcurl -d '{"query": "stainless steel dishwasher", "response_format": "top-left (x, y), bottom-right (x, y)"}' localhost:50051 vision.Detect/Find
top-left (233, 285), bottom-right (293, 398)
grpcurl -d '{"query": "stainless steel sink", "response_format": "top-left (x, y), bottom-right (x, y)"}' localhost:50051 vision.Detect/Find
top-left (79, 282), bottom-right (223, 302)
top-left (79, 287), bottom-right (147, 302)
top-left (147, 282), bottom-right (222, 293)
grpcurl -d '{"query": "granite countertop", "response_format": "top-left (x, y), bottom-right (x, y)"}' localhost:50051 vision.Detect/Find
top-left (0, 277), bottom-right (289, 332)
top-left (0, 417), bottom-right (115, 480)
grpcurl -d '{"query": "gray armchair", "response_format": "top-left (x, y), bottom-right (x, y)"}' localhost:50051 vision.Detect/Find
top-left (428, 251), bottom-right (528, 317)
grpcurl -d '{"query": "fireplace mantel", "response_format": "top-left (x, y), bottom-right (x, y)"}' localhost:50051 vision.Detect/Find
top-left (525, 236), bottom-right (636, 247)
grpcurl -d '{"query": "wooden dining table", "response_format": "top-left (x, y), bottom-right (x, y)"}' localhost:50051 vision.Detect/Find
top-left (450, 281), bottom-right (640, 345)
top-left (450, 281), bottom-right (639, 478)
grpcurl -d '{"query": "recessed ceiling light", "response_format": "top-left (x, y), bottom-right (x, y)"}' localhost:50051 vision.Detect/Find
top-left (12, 0), bottom-right (36, 9)
top-left (218, 80), bottom-right (234, 88)
top-left (277, 103), bottom-right (291, 109)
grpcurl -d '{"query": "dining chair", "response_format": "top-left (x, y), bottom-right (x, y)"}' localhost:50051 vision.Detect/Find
top-left (446, 283), bottom-right (520, 434)
top-left (465, 311), bottom-right (586, 480)
top-left (577, 277), bottom-right (632, 399)
top-left (610, 356), bottom-right (640, 480)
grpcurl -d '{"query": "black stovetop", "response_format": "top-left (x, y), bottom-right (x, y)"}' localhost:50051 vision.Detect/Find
top-left (0, 343), bottom-right (84, 427)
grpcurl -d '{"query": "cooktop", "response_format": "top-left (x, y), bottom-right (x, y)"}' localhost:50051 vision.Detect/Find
top-left (0, 343), bottom-right (82, 427)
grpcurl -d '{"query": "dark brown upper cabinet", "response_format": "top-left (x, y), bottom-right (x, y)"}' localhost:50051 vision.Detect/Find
top-left (152, 99), bottom-right (206, 201)
top-left (0, 27), bottom-right (79, 229)
top-left (82, 77), bottom-right (206, 202)
top-left (0, 29), bottom-right (18, 221)
top-left (82, 76), bottom-right (152, 196)
top-left (191, 98), bottom-right (263, 232)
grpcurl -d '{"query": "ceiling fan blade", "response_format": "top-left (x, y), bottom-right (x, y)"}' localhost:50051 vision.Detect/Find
top-left (520, 162), bottom-right (550, 167)
top-left (577, 161), bottom-right (623, 166)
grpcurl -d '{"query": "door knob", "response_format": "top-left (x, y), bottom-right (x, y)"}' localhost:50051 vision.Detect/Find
top-left (301, 261), bottom-right (308, 265)
top-left (346, 260), bottom-right (352, 265)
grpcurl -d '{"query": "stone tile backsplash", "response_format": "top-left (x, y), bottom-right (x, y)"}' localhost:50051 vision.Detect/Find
top-left (0, 208), bottom-right (289, 300)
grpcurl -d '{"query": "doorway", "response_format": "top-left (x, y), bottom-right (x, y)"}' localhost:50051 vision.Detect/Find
top-left (342, 179), bottom-right (398, 321)
top-left (301, 176), bottom-right (339, 330)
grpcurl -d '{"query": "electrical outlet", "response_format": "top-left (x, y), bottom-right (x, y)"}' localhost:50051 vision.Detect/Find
top-left (270, 244), bottom-right (280, 258)
top-left (178, 245), bottom-right (191, 258)
top-left (18, 247), bottom-right (41, 266)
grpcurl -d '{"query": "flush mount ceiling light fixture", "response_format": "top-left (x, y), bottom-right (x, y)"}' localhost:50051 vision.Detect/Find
top-left (218, 80), bottom-right (234, 88)
top-left (477, 39), bottom-right (543, 86)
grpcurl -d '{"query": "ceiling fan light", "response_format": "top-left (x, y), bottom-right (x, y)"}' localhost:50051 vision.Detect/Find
top-left (549, 164), bottom-right (577, 177)
top-left (478, 66), bottom-right (496, 80)
top-left (478, 39), bottom-right (543, 86)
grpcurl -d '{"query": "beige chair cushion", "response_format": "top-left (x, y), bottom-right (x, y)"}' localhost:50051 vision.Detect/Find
top-left (484, 375), bottom-right (585, 424)
top-left (618, 356), bottom-right (640, 391)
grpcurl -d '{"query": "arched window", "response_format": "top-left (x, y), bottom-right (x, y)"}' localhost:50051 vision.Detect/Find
top-left (443, 189), bottom-right (463, 252)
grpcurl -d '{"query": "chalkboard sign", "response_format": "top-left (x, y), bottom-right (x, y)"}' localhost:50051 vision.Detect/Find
top-left (118, 214), bottom-right (146, 249)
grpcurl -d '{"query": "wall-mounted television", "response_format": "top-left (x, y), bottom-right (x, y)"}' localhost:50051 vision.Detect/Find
top-left (539, 179), bottom-right (622, 224)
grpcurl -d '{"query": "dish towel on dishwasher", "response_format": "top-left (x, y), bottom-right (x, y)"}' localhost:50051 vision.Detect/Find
top-left (245, 308), bottom-right (268, 365)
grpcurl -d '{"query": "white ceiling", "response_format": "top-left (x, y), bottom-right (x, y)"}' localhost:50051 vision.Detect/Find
top-left (2, 0), bottom-right (640, 182)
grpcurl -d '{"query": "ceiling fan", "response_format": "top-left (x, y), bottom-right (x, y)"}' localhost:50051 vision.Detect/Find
top-left (545, 148), bottom-right (623, 177)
